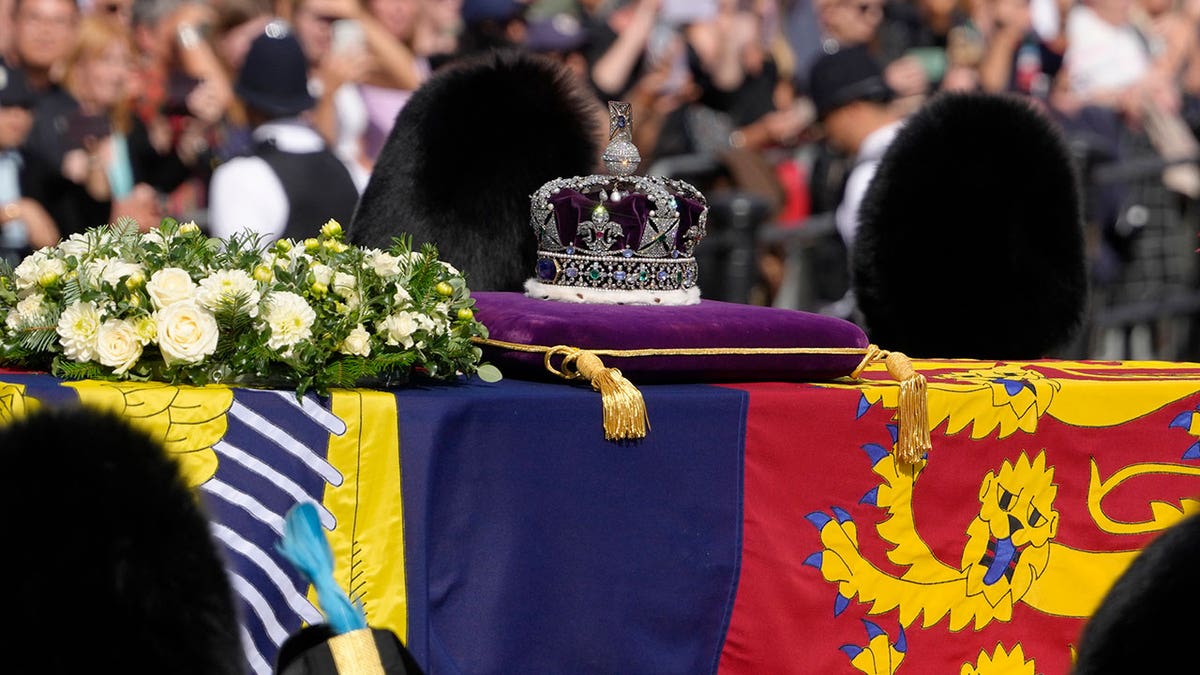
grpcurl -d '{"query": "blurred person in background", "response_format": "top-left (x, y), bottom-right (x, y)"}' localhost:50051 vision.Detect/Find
top-left (414, 0), bottom-right (465, 64)
top-left (289, 0), bottom-right (428, 168)
top-left (0, 0), bottom-right (13, 57)
top-left (289, 0), bottom-right (372, 188)
top-left (88, 0), bottom-right (134, 27)
top-left (458, 0), bottom-right (528, 55)
top-left (208, 24), bottom-right (359, 243)
top-left (129, 0), bottom-right (237, 224)
top-left (814, 0), bottom-right (929, 106)
top-left (0, 59), bottom-right (58, 265)
top-left (23, 17), bottom-right (194, 236)
top-left (578, 0), bottom-right (659, 99)
top-left (6, 0), bottom-right (79, 97)
top-left (974, 0), bottom-right (1063, 96)
top-left (211, 0), bottom-right (274, 74)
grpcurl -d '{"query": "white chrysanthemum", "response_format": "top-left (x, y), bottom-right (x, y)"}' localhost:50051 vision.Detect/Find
top-left (5, 292), bottom-right (46, 329)
top-left (310, 263), bottom-right (334, 286)
top-left (370, 252), bottom-right (402, 278)
top-left (13, 251), bottom-right (66, 292)
top-left (393, 285), bottom-right (412, 306)
top-left (339, 324), bottom-right (371, 357)
top-left (56, 301), bottom-right (103, 362)
top-left (146, 267), bottom-right (197, 309)
top-left (96, 319), bottom-right (143, 374)
top-left (441, 261), bottom-right (460, 277)
top-left (156, 301), bottom-right (219, 365)
top-left (197, 269), bottom-right (261, 317)
top-left (262, 291), bottom-right (316, 351)
top-left (377, 311), bottom-right (420, 349)
top-left (134, 315), bottom-right (157, 345)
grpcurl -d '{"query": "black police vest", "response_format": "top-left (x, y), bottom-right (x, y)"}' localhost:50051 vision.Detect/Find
top-left (255, 141), bottom-right (359, 242)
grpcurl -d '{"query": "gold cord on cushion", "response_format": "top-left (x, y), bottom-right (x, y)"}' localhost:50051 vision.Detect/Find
top-left (472, 338), bottom-right (931, 459)
top-left (328, 628), bottom-right (386, 675)
top-left (544, 345), bottom-right (649, 440)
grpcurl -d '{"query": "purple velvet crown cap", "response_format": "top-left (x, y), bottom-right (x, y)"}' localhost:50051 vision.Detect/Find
top-left (474, 291), bottom-right (871, 383)
top-left (527, 101), bottom-right (709, 306)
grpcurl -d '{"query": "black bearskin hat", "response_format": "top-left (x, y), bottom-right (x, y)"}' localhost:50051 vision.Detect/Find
top-left (348, 49), bottom-right (602, 291)
top-left (1, 407), bottom-right (244, 674)
top-left (1073, 513), bottom-right (1200, 674)
top-left (852, 92), bottom-right (1087, 359)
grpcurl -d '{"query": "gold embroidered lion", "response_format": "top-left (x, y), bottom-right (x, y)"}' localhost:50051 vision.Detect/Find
top-left (807, 448), bottom-right (1144, 631)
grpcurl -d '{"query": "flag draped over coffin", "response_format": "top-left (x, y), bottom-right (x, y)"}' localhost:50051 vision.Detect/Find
top-left (1, 359), bottom-right (1198, 674)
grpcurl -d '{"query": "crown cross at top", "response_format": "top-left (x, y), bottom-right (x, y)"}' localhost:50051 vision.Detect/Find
top-left (602, 101), bottom-right (641, 177)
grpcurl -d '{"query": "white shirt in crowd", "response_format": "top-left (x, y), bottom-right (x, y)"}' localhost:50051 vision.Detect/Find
top-left (836, 118), bottom-right (905, 251)
top-left (208, 118), bottom-right (364, 243)
top-left (1064, 5), bottom-right (1150, 97)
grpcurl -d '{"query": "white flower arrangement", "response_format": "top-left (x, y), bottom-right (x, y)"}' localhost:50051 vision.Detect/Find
top-left (0, 219), bottom-right (498, 394)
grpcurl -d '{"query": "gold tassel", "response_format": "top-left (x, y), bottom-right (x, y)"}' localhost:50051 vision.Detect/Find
top-left (546, 347), bottom-right (649, 440)
top-left (883, 351), bottom-right (931, 464)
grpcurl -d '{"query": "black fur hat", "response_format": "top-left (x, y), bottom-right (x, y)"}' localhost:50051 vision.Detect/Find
top-left (851, 92), bottom-right (1087, 358)
top-left (348, 49), bottom-right (601, 291)
top-left (1073, 513), bottom-right (1200, 674)
top-left (1, 407), bottom-right (244, 674)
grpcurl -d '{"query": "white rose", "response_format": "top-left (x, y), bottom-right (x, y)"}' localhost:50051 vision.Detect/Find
top-left (339, 324), bottom-right (371, 357)
top-left (371, 252), bottom-right (402, 278)
top-left (141, 228), bottom-right (166, 248)
top-left (81, 257), bottom-right (113, 287)
top-left (146, 267), bottom-right (197, 309)
top-left (56, 301), bottom-right (103, 362)
top-left (156, 301), bottom-right (219, 366)
top-left (332, 272), bottom-right (357, 298)
top-left (57, 233), bottom-right (92, 258)
top-left (101, 260), bottom-right (144, 287)
top-left (197, 269), bottom-right (261, 317)
top-left (5, 292), bottom-right (46, 329)
top-left (393, 285), bottom-right (412, 306)
top-left (377, 311), bottom-right (419, 349)
top-left (310, 263), bottom-right (334, 286)
top-left (262, 291), bottom-right (316, 351)
top-left (96, 319), bottom-right (143, 374)
top-left (14, 252), bottom-right (66, 292)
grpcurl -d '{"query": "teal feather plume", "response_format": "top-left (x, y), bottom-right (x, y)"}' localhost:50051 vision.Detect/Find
top-left (276, 501), bottom-right (367, 634)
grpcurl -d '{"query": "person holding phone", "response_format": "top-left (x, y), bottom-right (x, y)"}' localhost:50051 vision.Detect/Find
top-left (289, 0), bottom-right (373, 187)
top-left (23, 17), bottom-right (191, 237)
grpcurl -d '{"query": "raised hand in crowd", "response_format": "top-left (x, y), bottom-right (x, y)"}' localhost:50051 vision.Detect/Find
top-left (303, 0), bottom-right (424, 90)
top-left (590, 0), bottom-right (661, 98)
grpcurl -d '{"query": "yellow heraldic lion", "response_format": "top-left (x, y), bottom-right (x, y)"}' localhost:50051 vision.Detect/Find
top-left (65, 381), bottom-right (233, 487)
top-left (0, 381), bottom-right (39, 426)
top-left (839, 619), bottom-right (907, 674)
top-left (960, 643), bottom-right (1036, 675)
top-left (807, 449), bottom-right (1146, 633)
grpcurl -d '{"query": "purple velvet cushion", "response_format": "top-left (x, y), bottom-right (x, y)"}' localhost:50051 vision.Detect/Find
top-left (473, 291), bottom-right (870, 383)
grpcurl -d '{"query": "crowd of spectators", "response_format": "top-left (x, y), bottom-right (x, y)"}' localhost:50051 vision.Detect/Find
top-left (1, 0), bottom-right (1198, 324)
